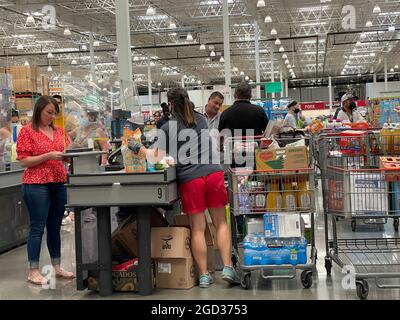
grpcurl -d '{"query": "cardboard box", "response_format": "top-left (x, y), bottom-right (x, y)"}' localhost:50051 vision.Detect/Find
top-left (6, 66), bottom-right (37, 80)
top-left (348, 172), bottom-right (388, 218)
top-left (380, 157), bottom-right (400, 181)
top-left (255, 149), bottom-right (280, 170)
top-left (155, 257), bottom-right (197, 289)
top-left (112, 208), bottom-right (169, 259)
top-left (15, 98), bottom-right (33, 111)
top-left (263, 213), bottom-right (302, 238)
top-left (255, 146), bottom-right (308, 171)
top-left (88, 262), bottom-right (155, 292)
top-left (111, 216), bottom-right (138, 258)
top-left (12, 79), bottom-right (37, 92)
top-left (151, 227), bottom-right (192, 259)
top-left (284, 146), bottom-right (308, 170)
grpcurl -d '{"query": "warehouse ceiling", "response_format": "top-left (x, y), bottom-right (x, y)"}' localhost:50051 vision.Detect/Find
top-left (0, 0), bottom-right (399, 90)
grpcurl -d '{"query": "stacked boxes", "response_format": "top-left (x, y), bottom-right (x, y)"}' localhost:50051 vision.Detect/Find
top-left (151, 227), bottom-right (197, 289)
top-left (37, 75), bottom-right (50, 96)
top-left (6, 66), bottom-right (38, 93)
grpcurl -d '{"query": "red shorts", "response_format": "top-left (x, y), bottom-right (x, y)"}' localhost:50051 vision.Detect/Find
top-left (179, 171), bottom-right (228, 215)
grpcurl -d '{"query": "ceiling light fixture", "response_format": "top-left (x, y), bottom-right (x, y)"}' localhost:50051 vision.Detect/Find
top-left (26, 14), bottom-right (35, 24)
top-left (24, 60), bottom-right (29, 66)
top-left (82, 44), bottom-right (88, 50)
top-left (282, 54), bottom-right (288, 59)
top-left (146, 5), bottom-right (155, 15)
top-left (360, 32), bottom-right (367, 39)
top-left (257, 0), bottom-right (266, 8)
top-left (270, 28), bottom-right (277, 36)
top-left (71, 59), bottom-right (77, 65)
top-left (157, 82), bottom-right (162, 86)
top-left (373, 4), bottom-right (381, 14)
top-left (285, 59), bottom-right (289, 64)
top-left (389, 26), bottom-right (395, 32)
top-left (197, 80), bottom-right (202, 85)
top-left (186, 32), bottom-right (193, 41)
top-left (220, 56), bottom-right (225, 63)
top-left (210, 50), bottom-right (216, 57)
top-left (169, 21), bottom-right (176, 29)
top-left (264, 15), bottom-right (272, 23)
top-left (287, 64), bottom-right (292, 68)
top-left (390, 68), bottom-right (394, 72)
top-left (200, 44), bottom-right (206, 50)
top-left (370, 52), bottom-right (376, 57)
top-left (240, 71), bottom-right (245, 76)
top-left (47, 52), bottom-right (53, 59)
top-left (17, 44), bottom-right (23, 50)
top-left (232, 67), bottom-right (239, 72)
top-left (275, 38), bottom-right (281, 45)
top-left (366, 20), bottom-right (373, 27)
top-left (245, 75), bottom-right (250, 81)
top-left (395, 65), bottom-right (399, 69)
top-left (67, 71), bottom-right (72, 76)
top-left (133, 56), bottom-right (139, 61)
top-left (47, 65), bottom-right (52, 72)
top-left (279, 46), bottom-right (284, 52)
top-left (64, 28), bottom-right (71, 36)
top-left (93, 41), bottom-right (100, 47)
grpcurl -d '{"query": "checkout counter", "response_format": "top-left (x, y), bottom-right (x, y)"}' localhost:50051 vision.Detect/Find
top-left (65, 151), bottom-right (179, 296)
top-left (0, 163), bottom-right (29, 254)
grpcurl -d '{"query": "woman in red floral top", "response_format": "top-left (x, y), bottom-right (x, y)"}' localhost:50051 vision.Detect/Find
top-left (16, 96), bottom-right (75, 285)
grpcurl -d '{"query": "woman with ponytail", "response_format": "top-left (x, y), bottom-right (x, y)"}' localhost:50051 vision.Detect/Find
top-left (128, 87), bottom-right (239, 288)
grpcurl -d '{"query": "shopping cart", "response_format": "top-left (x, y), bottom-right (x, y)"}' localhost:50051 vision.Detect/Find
top-left (226, 135), bottom-right (317, 290)
top-left (318, 131), bottom-right (400, 299)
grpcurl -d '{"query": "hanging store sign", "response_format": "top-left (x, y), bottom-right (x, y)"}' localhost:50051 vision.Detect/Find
top-left (265, 82), bottom-right (283, 94)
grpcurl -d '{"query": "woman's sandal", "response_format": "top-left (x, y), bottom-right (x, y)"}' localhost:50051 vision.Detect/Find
top-left (55, 268), bottom-right (75, 279)
top-left (27, 274), bottom-right (49, 286)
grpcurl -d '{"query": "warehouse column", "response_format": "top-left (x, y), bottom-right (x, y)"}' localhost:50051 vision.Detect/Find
top-left (115, 0), bottom-right (134, 111)
top-left (384, 57), bottom-right (388, 92)
top-left (223, 0), bottom-right (232, 104)
top-left (89, 33), bottom-right (96, 82)
top-left (181, 75), bottom-right (185, 88)
top-left (148, 60), bottom-right (153, 114)
top-left (285, 78), bottom-right (289, 98)
top-left (279, 68), bottom-right (283, 99)
top-left (254, 20), bottom-right (261, 99)
top-left (271, 52), bottom-right (275, 98)
top-left (328, 76), bottom-right (333, 113)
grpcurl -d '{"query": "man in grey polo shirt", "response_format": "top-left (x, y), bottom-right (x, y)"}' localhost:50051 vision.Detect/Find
top-left (204, 91), bottom-right (224, 161)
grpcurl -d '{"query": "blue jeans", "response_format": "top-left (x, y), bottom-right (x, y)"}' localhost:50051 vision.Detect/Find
top-left (22, 183), bottom-right (67, 269)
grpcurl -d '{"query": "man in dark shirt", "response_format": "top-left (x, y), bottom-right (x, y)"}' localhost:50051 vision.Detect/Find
top-left (218, 82), bottom-right (269, 167)
top-left (218, 82), bottom-right (269, 137)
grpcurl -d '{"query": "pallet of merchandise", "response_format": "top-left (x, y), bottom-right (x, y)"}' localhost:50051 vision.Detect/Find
top-left (6, 66), bottom-right (38, 80)
top-left (15, 98), bottom-right (33, 112)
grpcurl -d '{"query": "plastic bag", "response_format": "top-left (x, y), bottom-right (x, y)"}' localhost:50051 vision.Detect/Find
top-left (121, 128), bottom-right (146, 173)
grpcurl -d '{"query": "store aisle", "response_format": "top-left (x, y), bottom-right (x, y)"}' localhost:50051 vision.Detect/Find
top-left (1, 193), bottom-right (400, 300)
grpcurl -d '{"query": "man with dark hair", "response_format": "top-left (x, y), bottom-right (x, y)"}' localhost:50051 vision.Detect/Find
top-left (204, 91), bottom-right (224, 131)
top-left (219, 82), bottom-right (269, 137)
top-left (156, 102), bottom-right (170, 129)
top-left (52, 94), bottom-right (62, 104)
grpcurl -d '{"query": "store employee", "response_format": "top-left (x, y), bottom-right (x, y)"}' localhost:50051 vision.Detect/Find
top-left (335, 93), bottom-right (366, 123)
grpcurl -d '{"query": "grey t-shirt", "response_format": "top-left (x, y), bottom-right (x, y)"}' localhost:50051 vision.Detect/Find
top-left (283, 113), bottom-right (297, 129)
top-left (154, 112), bottom-right (223, 184)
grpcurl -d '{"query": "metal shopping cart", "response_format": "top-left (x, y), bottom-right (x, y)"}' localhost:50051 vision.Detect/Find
top-left (226, 135), bottom-right (317, 290)
top-left (317, 130), bottom-right (400, 299)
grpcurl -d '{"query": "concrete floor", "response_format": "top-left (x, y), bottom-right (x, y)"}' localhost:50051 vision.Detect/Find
top-left (1, 189), bottom-right (400, 300)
